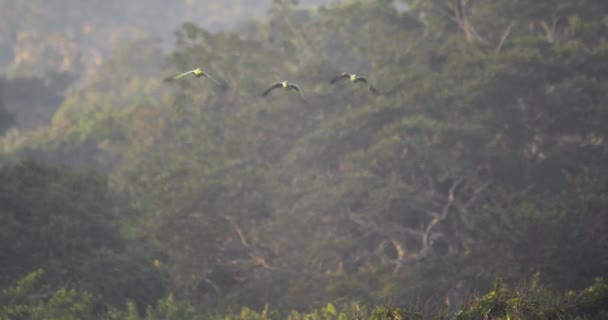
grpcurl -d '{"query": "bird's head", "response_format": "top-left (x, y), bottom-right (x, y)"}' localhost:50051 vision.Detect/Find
top-left (350, 74), bottom-right (357, 81)
top-left (282, 81), bottom-right (288, 88)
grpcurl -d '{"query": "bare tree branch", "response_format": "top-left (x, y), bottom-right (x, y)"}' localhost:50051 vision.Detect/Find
top-left (251, 255), bottom-right (277, 270)
top-left (225, 216), bottom-right (249, 247)
top-left (445, 0), bottom-right (481, 42)
top-left (421, 177), bottom-right (462, 251)
top-left (459, 181), bottom-right (491, 211)
top-left (346, 167), bottom-right (491, 273)
top-left (495, 21), bottom-right (515, 53)
top-left (225, 216), bottom-right (277, 270)
top-left (203, 277), bottom-right (220, 293)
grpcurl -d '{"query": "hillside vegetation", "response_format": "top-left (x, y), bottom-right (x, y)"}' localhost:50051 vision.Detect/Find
top-left (1, 0), bottom-right (607, 319)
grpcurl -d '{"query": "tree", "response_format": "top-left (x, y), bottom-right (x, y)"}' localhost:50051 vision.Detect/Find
top-left (0, 161), bottom-right (165, 306)
top-left (0, 78), bottom-right (14, 134)
top-left (2, 0), bottom-right (607, 313)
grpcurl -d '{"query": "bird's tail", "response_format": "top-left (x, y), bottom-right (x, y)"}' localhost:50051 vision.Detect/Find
top-left (298, 92), bottom-right (310, 105)
top-left (206, 74), bottom-right (222, 86)
top-left (208, 75), bottom-right (230, 92)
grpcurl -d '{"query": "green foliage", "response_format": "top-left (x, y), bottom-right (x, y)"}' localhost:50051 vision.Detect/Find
top-left (1, 0), bottom-right (608, 315)
top-left (0, 161), bottom-right (166, 306)
top-left (567, 278), bottom-right (608, 319)
top-left (455, 277), bottom-right (608, 320)
top-left (133, 294), bottom-right (202, 320)
top-left (0, 73), bottom-right (74, 130)
top-left (0, 270), bottom-right (95, 320)
top-left (0, 266), bottom-right (607, 320)
top-left (0, 79), bottom-right (14, 134)
top-left (456, 278), bottom-right (540, 320)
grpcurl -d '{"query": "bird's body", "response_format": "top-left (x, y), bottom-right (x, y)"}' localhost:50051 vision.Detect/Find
top-left (173, 68), bottom-right (220, 85)
top-left (262, 80), bottom-right (304, 98)
top-left (330, 72), bottom-right (378, 94)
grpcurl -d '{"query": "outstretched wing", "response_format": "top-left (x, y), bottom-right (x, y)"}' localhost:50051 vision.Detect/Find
top-left (288, 83), bottom-right (304, 97)
top-left (354, 77), bottom-right (379, 95)
top-left (354, 76), bottom-right (369, 84)
top-left (173, 69), bottom-right (197, 80)
top-left (262, 82), bottom-right (284, 97)
top-left (203, 73), bottom-right (222, 85)
top-left (330, 73), bottom-right (351, 84)
top-left (289, 84), bottom-right (309, 104)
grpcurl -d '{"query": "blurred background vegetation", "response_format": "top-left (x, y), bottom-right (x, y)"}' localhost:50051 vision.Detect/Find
top-left (1, 0), bottom-right (607, 319)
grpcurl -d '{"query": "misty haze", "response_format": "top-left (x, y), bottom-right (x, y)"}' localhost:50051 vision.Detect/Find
top-left (1, 1), bottom-right (607, 319)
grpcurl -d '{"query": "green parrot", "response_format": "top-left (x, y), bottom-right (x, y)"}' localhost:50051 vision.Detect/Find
top-left (330, 72), bottom-right (378, 94)
top-left (172, 68), bottom-right (220, 85)
top-left (262, 80), bottom-right (304, 98)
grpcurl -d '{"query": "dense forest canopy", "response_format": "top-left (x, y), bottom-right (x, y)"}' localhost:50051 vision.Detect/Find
top-left (1, 0), bottom-right (608, 319)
